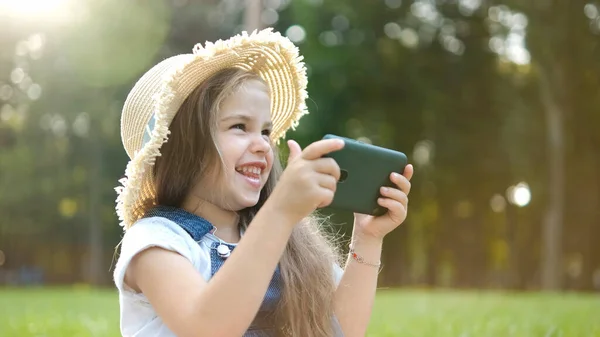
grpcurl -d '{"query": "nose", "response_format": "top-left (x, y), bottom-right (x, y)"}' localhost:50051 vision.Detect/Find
top-left (250, 133), bottom-right (272, 154)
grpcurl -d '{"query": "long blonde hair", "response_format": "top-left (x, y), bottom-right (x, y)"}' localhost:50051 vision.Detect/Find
top-left (149, 68), bottom-right (343, 336)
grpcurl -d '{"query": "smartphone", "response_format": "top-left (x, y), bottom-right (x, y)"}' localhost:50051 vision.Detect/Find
top-left (322, 134), bottom-right (408, 216)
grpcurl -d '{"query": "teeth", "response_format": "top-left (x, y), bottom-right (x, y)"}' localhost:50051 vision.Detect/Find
top-left (237, 166), bottom-right (262, 175)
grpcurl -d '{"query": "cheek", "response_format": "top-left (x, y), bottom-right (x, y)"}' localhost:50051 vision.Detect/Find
top-left (265, 149), bottom-right (275, 173)
top-left (201, 159), bottom-right (222, 184)
top-left (217, 140), bottom-right (239, 168)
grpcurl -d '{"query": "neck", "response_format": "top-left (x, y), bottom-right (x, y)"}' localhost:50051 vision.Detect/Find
top-left (182, 195), bottom-right (240, 243)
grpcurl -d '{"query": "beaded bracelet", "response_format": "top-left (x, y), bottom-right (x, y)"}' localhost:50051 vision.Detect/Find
top-left (349, 245), bottom-right (382, 269)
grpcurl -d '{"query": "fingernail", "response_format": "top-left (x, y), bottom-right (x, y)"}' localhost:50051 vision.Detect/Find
top-left (392, 172), bottom-right (400, 178)
top-left (381, 187), bottom-right (389, 193)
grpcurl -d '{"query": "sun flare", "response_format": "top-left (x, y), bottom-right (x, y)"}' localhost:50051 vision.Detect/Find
top-left (0, 0), bottom-right (70, 18)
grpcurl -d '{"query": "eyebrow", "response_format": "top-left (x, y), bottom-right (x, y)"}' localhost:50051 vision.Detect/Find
top-left (221, 114), bottom-right (273, 128)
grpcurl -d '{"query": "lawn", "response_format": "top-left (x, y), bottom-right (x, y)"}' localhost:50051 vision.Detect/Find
top-left (2, 287), bottom-right (599, 336)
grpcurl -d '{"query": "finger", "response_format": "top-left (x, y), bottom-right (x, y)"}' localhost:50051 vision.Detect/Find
top-left (380, 187), bottom-right (408, 206)
top-left (312, 157), bottom-right (341, 181)
top-left (390, 172), bottom-right (411, 195)
top-left (287, 140), bottom-right (303, 163)
top-left (377, 198), bottom-right (407, 223)
top-left (403, 164), bottom-right (414, 180)
top-left (317, 174), bottom-right (338, 192)
top-left (301, 138), bottom-right (345, 161)
top-left (317, 189), bottom-right (335, 208)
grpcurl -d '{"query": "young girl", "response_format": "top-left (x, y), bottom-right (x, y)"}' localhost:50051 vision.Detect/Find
top-left (113, 29), bottom-right (413, 337)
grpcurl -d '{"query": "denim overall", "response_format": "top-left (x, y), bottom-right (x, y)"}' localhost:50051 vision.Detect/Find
top-left (144, 206), bottom-right (281, 336)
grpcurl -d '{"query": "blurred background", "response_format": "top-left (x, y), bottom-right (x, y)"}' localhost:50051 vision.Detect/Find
top-left (1, 0), bottom-right (599, 336)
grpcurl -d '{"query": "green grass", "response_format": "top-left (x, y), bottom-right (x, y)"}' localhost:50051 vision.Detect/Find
top-left (1, 287), bottom-right (599, 336)
top-left (368, 289), bottom-right (600, 337)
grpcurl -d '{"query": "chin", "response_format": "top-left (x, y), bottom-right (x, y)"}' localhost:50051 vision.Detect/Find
top-left (237, 196), bottom-right (261, 209)
top-left (220, 194), bottom-right (260, 211)
top-left (230, 184), bottom-right (266, 210)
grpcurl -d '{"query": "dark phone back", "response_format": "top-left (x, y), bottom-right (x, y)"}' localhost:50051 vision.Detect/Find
top-left (322, 134), bottom-right (408, 216)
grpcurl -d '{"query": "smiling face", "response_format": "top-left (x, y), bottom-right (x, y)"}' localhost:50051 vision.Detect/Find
top-left (152, 68), bottom-right (277, 224)
top-left (204, 79), bottom-right (275, 210)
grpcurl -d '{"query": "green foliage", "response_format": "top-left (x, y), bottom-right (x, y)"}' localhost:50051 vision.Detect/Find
top-left (1, 0), bottom-right (600, 290)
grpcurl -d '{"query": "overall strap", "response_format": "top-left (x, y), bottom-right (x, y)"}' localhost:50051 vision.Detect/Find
top-left (143, 205), bottom-right (213, 240)
top-left (144, 205), bottom-right (283, 313)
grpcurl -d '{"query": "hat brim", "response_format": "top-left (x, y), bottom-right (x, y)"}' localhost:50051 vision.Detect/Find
top-left (115, 28), bottom-right (308, 229)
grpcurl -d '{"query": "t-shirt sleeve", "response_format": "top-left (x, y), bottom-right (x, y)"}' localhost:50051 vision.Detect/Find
top-left (113, 217), bottom-right (195, 293)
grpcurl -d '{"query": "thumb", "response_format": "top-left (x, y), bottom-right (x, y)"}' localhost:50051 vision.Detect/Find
top-left (287, 139), bottom-right (303, 163)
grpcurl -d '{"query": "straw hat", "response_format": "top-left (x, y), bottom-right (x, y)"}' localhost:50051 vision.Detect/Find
top-left (114, 28), bottom-right (309, 229)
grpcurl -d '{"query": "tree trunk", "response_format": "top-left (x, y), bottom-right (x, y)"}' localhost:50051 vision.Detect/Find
top-left (524, 0), bottom-right (570, 292)
top-left (538, 67), bottom-right (565, 290)
top-left (244, 0), bottom-right (262, 32)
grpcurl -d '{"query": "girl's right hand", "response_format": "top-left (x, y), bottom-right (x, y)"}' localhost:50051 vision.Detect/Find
top-left (267, 138), bottom-right (345, 224)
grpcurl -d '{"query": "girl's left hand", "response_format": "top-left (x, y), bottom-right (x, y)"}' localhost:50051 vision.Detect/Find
top-left (353, 164), bottom-right (414, 240)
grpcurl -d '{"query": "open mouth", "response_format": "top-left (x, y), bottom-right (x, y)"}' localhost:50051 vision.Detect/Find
top-left (235, 166), bottom-right (262, 179)
top-left (235, 165), bottom-right (263, 189)
top-left (235, 162), bottom-right (266, 189)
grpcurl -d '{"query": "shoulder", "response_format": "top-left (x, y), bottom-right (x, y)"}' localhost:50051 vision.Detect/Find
top-left (120, 217), bottom-right (198, 260)
top-left (113, 216), bottom-right (199, 292)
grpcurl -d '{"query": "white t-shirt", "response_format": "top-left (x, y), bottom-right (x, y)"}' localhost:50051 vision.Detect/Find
top-left (113, 215), bottom-right (344, 337)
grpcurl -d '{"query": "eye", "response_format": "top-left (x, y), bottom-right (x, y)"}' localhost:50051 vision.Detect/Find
top-left (231, 123), bottom-right (246, 131)
top-left (262, 128), bottom-right (271, 137)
